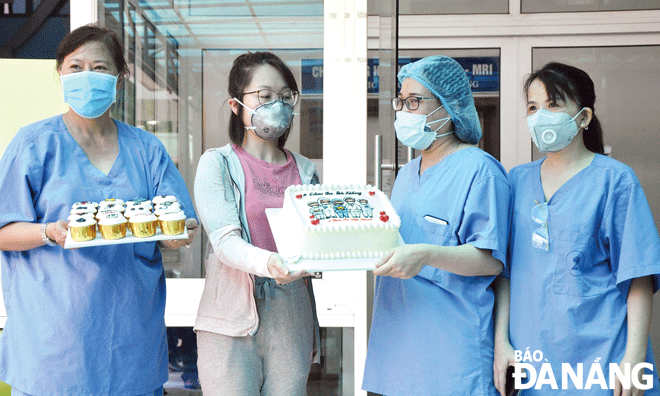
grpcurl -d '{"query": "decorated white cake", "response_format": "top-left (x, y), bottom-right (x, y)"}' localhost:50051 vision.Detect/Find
top-left (281, 184), bottom-right (400, 260)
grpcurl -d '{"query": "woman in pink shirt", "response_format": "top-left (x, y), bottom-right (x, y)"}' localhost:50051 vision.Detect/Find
top-left (193, 52), bottom-right (320, 395)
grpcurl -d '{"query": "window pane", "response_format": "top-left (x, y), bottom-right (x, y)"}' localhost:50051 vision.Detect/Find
top-left (522, 0), bottom-right (660, 13)
top-left (101, 0), bottom-right (324, 280)
top-left (13, 0), bottom-right (26, 14)
top-left (368, 0), bottom-right (508, 15)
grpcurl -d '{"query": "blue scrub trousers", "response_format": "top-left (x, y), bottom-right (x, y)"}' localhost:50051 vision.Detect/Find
top-left (10, 387), bottom-right (164, 396)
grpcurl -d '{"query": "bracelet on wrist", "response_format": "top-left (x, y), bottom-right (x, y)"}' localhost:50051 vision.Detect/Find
top-left (41, 223), bottom-right (57, 246)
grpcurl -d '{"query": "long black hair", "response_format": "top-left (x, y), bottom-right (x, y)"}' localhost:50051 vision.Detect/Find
top-left (524, 62), bottom-right (604, 154)
top-left (227, 52), bottom-right (298, 149)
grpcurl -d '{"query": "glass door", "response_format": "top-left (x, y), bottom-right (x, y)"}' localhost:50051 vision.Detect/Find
top-left (369, 48), bottom-right (502, 193)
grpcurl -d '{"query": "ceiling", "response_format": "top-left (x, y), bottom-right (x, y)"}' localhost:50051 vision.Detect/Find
top-left (104, 0), bottom-right (325, 50)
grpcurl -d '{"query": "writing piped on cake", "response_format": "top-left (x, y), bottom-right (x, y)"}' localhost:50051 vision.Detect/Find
top-left (281, 184), bottom-right (400, 261)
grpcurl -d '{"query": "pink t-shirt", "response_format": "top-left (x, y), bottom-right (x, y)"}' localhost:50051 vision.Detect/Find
top-left (233, 144), bottom-right (302, 253)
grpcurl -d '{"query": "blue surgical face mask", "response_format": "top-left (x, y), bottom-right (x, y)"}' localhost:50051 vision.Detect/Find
top-left (527, 108), bottom-right (585, 153)
top-left (60, 71), bottom-right (118, 119)
top-left (234, 98), bottom-right (296, 141)
top-left (394, 105), bottom-right (452, 150)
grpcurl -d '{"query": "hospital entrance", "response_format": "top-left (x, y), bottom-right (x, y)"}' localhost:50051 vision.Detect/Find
top-left (0, 0), bottom-right (659, 394)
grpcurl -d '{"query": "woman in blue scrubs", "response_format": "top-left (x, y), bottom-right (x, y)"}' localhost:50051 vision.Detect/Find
top-left (362, 56), bottom-right (511, 395)
top-left (0, 25), bottom-right (198, 395)
top-left (494, 62), bottom-right (660, 395)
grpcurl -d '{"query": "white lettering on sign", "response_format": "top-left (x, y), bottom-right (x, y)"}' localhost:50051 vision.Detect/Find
top-left (472, 64), bottom-right (493, 76)
top-left (312, 66), bottom-right (323, 78)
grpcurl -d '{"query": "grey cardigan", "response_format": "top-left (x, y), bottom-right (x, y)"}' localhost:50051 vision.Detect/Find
top-left (193, 144), bottom-right (320, 359)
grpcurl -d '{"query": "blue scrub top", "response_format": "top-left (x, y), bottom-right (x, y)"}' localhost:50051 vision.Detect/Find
top-left (506, 154), bottom-right (660, 395)
top-left (0, 115), bottom-right (196, 395)
top-left (363, 147), bottom-right (511, 396)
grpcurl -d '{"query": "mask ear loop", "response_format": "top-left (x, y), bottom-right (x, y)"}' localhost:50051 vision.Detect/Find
top-left (426, 104), bottom-right (444, 117)
top-left (424, 104), bottom-right (453, 135)
top-left (233, 97), bottom-right (256, 114)
top-left (427, 117), bottom-right (451, 132)
top-left (570, 107), bottom-right (586, 123)
top-left (232, 97), bottom-right (258, 131)
top-left (575, 107), bottom-right (589, 130)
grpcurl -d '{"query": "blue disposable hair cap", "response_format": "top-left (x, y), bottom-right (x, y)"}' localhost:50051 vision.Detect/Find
top-left (397, 55), bottom-right (482, 144)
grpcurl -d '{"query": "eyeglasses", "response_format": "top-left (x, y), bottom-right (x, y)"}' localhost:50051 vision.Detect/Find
top-left (391, 96), bottom-right (435, 111)
top-left (243, 89), bottom-right (299, 106)
top-left (531, 200), bottom-right (549, 251)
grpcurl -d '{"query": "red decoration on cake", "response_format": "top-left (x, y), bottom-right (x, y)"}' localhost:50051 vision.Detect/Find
top-left (379, 215), bottom-right (389, 222)
top-left (296, 194), bottom-right (303, 199)
top-left (369, 191), bottom-right (375, 196)
top-left (310, 215), bottom-right (315, 219)
top-left (311, 219), bottom-right (320, 225)
top-left (380, 211), bottom-right (386, 215)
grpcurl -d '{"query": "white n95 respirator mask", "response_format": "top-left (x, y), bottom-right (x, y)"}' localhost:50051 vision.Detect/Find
top-left (394, 106), bottom-right (453, 150)
top-left (527, 108), bottom-right (585, 153)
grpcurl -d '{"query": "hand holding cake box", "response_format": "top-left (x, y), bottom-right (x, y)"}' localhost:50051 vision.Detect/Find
top-left (270, 184), bottom-right (401, 268)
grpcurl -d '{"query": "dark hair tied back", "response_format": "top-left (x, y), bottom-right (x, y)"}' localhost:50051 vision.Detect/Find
top-left (228, 52), bottom-right (298, 149)
top-left (524, 62), bottom-right (604, 154)
top-left (56, 24), bottom-right (129, 81)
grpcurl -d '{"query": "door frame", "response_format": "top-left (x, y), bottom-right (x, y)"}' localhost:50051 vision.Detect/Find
top-left (385, 8), bottom-right (660, 169)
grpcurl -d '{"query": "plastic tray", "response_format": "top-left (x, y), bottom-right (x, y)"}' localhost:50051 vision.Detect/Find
top-left (64, 226), bottom-right (188, 248)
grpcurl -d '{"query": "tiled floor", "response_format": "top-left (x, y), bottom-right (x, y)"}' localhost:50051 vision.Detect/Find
top-left (164, 371), bottom-right (202, 395)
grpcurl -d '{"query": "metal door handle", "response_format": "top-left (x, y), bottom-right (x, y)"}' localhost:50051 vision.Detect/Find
top-left (374, 135), bottom-right (413, 190)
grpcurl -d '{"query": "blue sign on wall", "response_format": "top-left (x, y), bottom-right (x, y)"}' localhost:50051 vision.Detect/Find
top-left (301, 57), bottom-right (500, 94)
top-left (300, 59), bottom-right (324, 95)
top-left (368, 57), bottom-right (380, 94)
